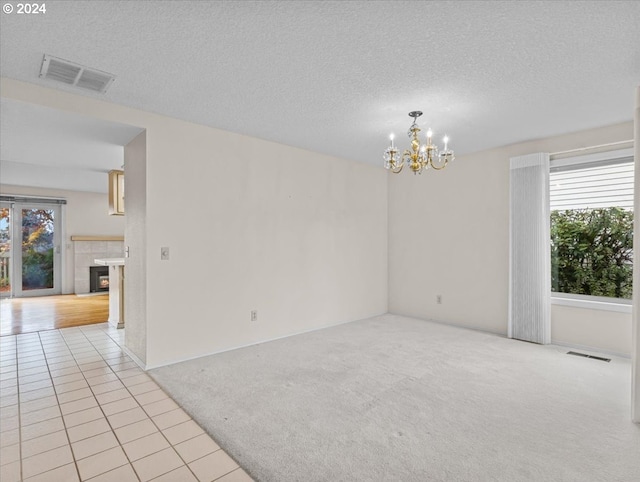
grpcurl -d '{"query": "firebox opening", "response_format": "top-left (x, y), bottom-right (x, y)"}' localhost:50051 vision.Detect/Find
top-left (90, 266), bottom-right (109, 293)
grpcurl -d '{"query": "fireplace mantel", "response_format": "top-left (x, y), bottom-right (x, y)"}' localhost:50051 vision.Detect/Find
top-left (94, 258), bottom-right (125, 266)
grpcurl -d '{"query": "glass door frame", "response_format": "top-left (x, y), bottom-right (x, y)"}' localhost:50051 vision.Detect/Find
top-left (0, 201), bottom-right (12, 299)
top-left (1, 201), bottom-right (63, 298)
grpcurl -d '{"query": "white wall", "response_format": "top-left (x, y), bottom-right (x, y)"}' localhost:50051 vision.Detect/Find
top-left (388, 121), bottom-right (634, 354)
top-left (1, 78), bottom-right (388, 368)
top-left (551, 305), bottom-right (631, 356)
top-left (0, 183), bottom-right (125, 294)
top-left (143, 120), bottom-right (388, 367)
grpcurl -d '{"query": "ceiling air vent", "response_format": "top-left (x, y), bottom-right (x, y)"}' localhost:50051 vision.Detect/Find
top-left (39, 54), bottom-right (115, 94)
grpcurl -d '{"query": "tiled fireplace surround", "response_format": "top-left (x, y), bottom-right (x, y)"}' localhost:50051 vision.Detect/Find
top-left (73, 240), bottom-right (124, 295)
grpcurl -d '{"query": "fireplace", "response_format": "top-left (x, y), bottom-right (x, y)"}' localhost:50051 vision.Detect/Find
top-left (90, 266), bottom-right (110, 293)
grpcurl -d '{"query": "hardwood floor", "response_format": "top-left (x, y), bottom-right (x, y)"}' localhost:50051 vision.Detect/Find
top-left (0, 294), bottom-right (109, 336)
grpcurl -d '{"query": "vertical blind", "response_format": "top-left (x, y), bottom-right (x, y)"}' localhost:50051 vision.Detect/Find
top-left (509, 153), bottom-right (551, 345)
top-left (0, 195), bottom-right (67, 205)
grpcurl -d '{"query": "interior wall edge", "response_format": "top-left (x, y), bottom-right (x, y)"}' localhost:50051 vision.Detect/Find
top-left (386, 310), bottom-right (507, 338)
top-left (631, 84), bottom-right (640, 423)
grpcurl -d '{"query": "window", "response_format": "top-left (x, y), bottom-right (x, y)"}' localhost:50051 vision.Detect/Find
top-left (550, 150), bottom-right (633, 302)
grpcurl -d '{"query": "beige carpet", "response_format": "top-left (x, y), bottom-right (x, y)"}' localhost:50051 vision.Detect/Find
top-left (150, 314), bottom-right (640, 481)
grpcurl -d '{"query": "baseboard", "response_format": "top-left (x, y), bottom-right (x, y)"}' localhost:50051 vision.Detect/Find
top-left (390, 312), bottom-right (631, 359)
top-left (145, 311), bottom-right (388, 370)
top-left (388, 310), bottom-right (508, 338)
top-left (551, 340), bottom-right (630, 359)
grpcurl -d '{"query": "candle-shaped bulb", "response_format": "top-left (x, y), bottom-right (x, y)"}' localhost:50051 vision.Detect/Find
top-left (389, 133), bottom-right (395, 147)
top-left (426, 128), bottom-right (433, 143)
top-left (443, 135), bottom-right (449, 151)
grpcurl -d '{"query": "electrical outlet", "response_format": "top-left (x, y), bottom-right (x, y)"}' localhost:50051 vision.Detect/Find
top-left (160, 247), bottom-right (170, 260)
top-left (251, 310), bottom-right (258, 321)
top-left (436, 295), bottom-right (442, 304)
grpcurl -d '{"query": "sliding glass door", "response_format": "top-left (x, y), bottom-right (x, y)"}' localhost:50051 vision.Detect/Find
top-left (0, 202), bottom-right (11, 297)
top-left (0, 201), bottom-right (62, 298)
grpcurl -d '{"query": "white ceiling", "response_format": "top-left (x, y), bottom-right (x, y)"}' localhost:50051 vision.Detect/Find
top-left (1, 0), bottom-right (639, 191)
top-left (0, 99), bottom-right (143, 193)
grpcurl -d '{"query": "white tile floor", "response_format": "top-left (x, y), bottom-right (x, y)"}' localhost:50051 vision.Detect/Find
top-left (0, 323), bottom-right (253, 482)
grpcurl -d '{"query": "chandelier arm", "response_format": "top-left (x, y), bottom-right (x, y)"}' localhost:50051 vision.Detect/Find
top-left (385, 149), bottom-right (405, 173)
top-left (429, 157), bottom-right (449, 170)
top-left (429, 161), bottom-right (448, 170)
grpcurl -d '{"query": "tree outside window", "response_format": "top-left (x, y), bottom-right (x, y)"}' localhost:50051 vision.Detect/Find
top-left (550, 158), bottom-right (633, 301)
top-left (551, 207), bottom-right (632, 299)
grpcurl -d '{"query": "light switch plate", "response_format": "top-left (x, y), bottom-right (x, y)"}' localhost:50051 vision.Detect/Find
top-left (161, 247), bottom-right (170, 260)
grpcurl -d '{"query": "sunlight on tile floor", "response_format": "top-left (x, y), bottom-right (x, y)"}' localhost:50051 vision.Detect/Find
top-left (0, 323), bottom-right (252, 481)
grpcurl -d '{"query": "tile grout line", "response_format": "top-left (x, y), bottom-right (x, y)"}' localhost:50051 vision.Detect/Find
top-left (37, 327), bottom-right (128, 479)
top-left (16, 332), bottom-right (53, 481)
top-left (8, 324), bottom-right (246, 482)
top-left (65, 326), bottom-right (139, 481)
top-left (81, 324), bottom-right (193, 479)
top-left (40, 328), bottom-right (84, 482)
top-left (90, 323), bottom-right (245, 481)
top-left (82, 323), bottom-right (232, 481)
top-left (12, 336), bottom-right (22, 482)
top-left (81, 324), bottom-right (205, 482)
top-left (80, 326), bottom-right (145, 481)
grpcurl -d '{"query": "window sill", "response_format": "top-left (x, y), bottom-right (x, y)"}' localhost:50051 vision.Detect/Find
top-left (551, 295), bottom-right (631, 314)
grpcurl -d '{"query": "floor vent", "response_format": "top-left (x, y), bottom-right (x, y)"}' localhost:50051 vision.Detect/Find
top-left (567, 351), bottom-right (611, 362)
top-left (39, 54), bottom-right (115, 94)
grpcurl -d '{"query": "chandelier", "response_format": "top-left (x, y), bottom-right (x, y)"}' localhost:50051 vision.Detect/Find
top-left (383, 111), bottom-right (454, 174)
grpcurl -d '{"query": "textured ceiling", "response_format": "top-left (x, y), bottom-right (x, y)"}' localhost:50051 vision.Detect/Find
top-left (1, 0), bottom-right (639, 179)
